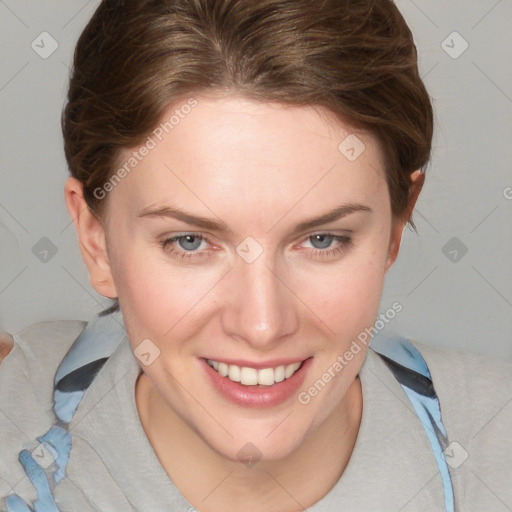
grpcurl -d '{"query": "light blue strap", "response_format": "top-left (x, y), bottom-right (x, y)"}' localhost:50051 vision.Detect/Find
top-left (370, 333), bottom-right (431, 379)
top-left (6, 450), bottom-right (58, 512)
top-left (38, 427), bottom-right (72, 485)
top-left (52, 309), bottom-right (125, 423)
top-left (54, 308), bottom-right (124, 388)
top-left (53, 390), bottom-right (85, 425)
top-left (401, 387), bottom-right (455, 512)
top-left (5, 494), bottom-right (33, 512)
top-left (5, 426), bottom-right (71, 512)
top-left (370, 334), bottom-right (455, 512)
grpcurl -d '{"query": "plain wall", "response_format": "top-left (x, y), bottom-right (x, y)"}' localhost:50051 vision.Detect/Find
top-left (0, 0), bottom-right (511, 360)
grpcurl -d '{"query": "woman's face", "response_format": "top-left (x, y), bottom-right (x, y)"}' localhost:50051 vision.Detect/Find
top-left (92, 94), bottom-right (409, 461)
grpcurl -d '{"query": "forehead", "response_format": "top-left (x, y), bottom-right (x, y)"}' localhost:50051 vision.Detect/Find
top-left (107, 94), bottom-right (387, 226)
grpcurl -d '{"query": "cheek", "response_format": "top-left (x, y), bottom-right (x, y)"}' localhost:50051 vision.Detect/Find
top-left (305, 263), bottom-right (385, 338)
top-left (302, 239), bottom-right (388, 333)
top-left (111, 243), bottom-right (222, 341)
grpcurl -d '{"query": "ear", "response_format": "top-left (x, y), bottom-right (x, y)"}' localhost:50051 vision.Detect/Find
top-left (385, 169), bottom-right (425, 272)
top-left (64, 177), bottom-right (118, 299)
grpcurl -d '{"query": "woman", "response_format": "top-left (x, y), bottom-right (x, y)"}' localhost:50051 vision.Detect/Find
top-left (1, 1), bottom-right (510, 511)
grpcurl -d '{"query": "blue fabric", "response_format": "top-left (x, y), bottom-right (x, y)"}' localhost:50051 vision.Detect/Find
top-left (53, 309), bottom-right (125, 423)
top-left (370, 333), bottom-right (431, 379)
top-left (54, 309), bottom-right (125, 389)
top-left (7, 450), bottom-right (59, 512)
top-left (5, 494), bottom-right (33, 512)
top-left (370, 332), bottom-right (455, 512)
top-left (5, 427), bottom-right (72, 512)
top-left (53, 389), bottom-right (85, 424)
top-left (401, 387), bottom-right (454, 512)
top-left (38, 427), bottom-right (72, 485)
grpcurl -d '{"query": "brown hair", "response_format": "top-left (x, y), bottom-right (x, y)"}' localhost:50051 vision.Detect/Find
top-left (62, 0), bottom-right (432, 227)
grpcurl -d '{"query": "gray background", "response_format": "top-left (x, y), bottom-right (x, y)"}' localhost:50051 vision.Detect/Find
top-left (0, 0), bottom-right (511, 360)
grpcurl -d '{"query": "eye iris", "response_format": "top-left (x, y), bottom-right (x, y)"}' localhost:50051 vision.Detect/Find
top-left (179, 235), bottom-right (202, 251)
top-left (311, 234), bottom-right (332, 249)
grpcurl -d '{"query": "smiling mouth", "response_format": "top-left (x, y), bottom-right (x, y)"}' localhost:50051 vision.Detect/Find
top-left (205, 358), bottom-right (304, 386)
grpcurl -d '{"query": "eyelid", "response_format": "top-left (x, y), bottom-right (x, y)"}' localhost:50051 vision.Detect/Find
top-left (164, 232), bottom-right (214, 250)
top-left (292, 229), bottom-right (353, 247)
top-left (160, 229), bottom-right (352, 247)
top-left (160, 230), bottom-right (353, 260)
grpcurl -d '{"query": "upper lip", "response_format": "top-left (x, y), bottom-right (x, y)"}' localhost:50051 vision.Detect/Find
top-left (203, 356), bottom-right (310, 369)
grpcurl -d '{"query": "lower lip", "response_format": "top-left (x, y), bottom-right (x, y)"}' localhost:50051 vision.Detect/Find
top-left (201, 357), bottom-right (313, 408)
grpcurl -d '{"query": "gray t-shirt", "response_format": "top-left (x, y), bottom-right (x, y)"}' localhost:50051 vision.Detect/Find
top-left (1, 320), bottom-right (511, 511)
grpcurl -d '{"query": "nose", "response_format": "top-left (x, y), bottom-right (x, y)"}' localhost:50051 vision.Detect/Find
top-left (222, 250), bottom-right (299, 351)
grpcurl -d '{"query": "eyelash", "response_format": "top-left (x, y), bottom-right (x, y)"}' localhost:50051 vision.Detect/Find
top-left (159, 232), bottom-right (353, 261)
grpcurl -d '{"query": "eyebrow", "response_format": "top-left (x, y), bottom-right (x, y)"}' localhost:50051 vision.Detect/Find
top-left (137, 203), bottom-right (372, 235)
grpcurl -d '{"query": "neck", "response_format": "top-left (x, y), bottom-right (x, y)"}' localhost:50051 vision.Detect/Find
top-left (135, 372), bottom-right (362, 512)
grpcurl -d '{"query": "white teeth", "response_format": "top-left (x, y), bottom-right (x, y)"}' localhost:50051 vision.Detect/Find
top-left (274, 365), bottom-right (286, 383)
top-left (218, 362), bottom-right (229, 377)
top-left (240, 367), bottom-right (258, 385)
top-left (207, 359), bottom-right (302, 387)
top-left (257, 368), bottom-right (274, 386)
top-left (285, 363), bottom-right (299, 378)
top-left (228, 365), bottom-right (241, 382)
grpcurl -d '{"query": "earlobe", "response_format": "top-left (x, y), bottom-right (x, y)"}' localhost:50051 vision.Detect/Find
top-left (385, 169), bottom-right (425, 273)
top-left (64, 177), bottom-right (118, 299)
top-left (404, 169), bottom-right (425, 224)
top-left (385, 220), bottom-right (405, 272)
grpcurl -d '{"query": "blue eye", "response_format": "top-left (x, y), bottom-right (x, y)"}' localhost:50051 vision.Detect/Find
top-left (160, 233), bottom-right (209, 260)
top-left (159, 232), bottom-right (353, 261)
top-left (175, 234), bottom-right (204, 251)
top-left (304, 234), bottom-right (353, 259)
top-left (309, 234), bottom-right (336, 249)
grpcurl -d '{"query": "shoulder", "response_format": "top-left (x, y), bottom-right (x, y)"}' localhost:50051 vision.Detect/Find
top-left (0, 320), bottom-right (86, 501)
top-left (407, 340), bottom-right (512, 507)
top-left (0, 320), bottom-right (87, 373)
top-left (409, 338), bottom-right (512, 400)
top-left (0, 319), bottom-right (87, 412)
top-left (408, 339), bottom-right (511, 453)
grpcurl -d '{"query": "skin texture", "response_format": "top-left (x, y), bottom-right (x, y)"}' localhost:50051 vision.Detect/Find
top-left (64, 93), bottom-right (423, 511)
top-left (0, 332), bottom-right (13, 363)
